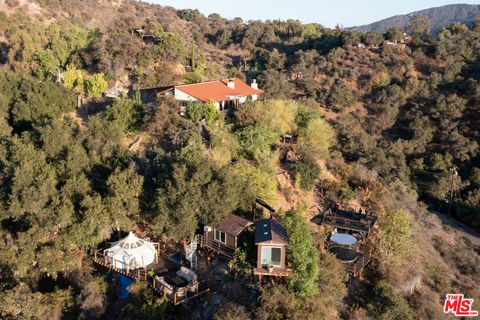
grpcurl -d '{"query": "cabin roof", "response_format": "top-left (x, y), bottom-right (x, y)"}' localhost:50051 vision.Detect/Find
top-left (254, 218), bottom-right (288, 245)
top-left (158, 78), bottom-right (263, 102)
top-left (217, 213), bottom-right (253, 237)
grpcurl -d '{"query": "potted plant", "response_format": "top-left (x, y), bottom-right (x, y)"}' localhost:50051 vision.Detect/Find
top-left (267, 261), bottom-right (274, 273)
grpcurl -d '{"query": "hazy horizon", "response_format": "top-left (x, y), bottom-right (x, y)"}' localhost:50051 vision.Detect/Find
top-left (148, 1), bottom-right (478, 27)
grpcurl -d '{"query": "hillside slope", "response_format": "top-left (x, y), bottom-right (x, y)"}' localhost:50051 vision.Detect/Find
top-left (0, 1), bottom-right (479, 319)
top-left (354, 4), bottom-right (480, 33)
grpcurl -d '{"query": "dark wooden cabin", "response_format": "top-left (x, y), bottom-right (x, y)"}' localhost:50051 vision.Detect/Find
top-left (199, 213), bottom-right (253, 259)
top-left (254, 218), bottom-right (291, 278)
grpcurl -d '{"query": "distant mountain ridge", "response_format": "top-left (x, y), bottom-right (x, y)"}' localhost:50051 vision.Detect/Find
top-left (354, 4), bottom-right (480, 33)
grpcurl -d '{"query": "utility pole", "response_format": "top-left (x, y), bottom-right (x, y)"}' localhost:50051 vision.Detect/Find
top-left (448, 167), bottom-right (458, 217)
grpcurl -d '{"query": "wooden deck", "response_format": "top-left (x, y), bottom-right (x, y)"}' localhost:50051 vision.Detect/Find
top-left (152, 277), bottom-right (209, 305)
top-left (197, 234), bottom-right (235, 259)
top-left (93, 250), bottom-right (209, 305)
top-left (253, 266), bottom-right (292, 277)
top-left (345, 250), bottom-right (371, 277)
top-left (316, 209), bottom-right (376, 235)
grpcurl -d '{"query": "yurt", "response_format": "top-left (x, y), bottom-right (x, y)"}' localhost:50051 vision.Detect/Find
top-left (105, 232), bottom-right (158, 270)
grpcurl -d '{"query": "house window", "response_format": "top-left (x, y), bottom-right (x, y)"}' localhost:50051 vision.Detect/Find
top-left (260, 246), bottom-right (282, 267)
top-left (214, 229), bottom-right (227, 244)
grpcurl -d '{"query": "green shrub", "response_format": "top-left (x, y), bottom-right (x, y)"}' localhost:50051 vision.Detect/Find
top-left (105, 93), bottom-right (144, 132)
top-left (85, 73), bottom-right (107, 98)
top-left (367, 282), bottom-right (414, 320)
top-left (283, 207), bottom-right (320, 296)
top-left (295, 156), bottom-right (320, 191)
top-left (377, 209), bottom-right (412, 265)
top-left (185, 100), bottom-right (219, 124)
top-left (327, 83), bottom-right (356, 111)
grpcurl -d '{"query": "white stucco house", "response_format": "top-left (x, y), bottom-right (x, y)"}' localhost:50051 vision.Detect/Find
top-left (158, 78), bottom-right (263, 111)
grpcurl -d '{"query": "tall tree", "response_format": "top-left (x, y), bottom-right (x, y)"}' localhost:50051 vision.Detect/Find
top-left (283, 208), bottom-right (320, 296)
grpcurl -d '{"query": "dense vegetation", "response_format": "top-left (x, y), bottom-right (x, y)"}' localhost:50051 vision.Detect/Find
top-left (0, 1), bottom-right (479, 319)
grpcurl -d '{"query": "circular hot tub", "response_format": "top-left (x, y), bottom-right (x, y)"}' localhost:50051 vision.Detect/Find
top-left (328, 246), bottom-right (358, 263)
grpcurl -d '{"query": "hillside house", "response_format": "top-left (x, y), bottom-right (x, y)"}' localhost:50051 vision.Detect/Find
top-left (158, 78), bottom-right (263, 111)
top-left (254, 218), bottom-right (290, 278)
top-left (402, 33), bottom-right (413, 44)
top-left (199, 213), bottom-right (253, 259)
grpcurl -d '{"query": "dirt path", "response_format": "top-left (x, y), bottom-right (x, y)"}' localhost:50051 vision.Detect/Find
top-left (431, 211), bottom-right (480, 248)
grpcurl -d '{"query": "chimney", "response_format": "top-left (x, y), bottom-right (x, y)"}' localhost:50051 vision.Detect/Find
top-left (227, 79), bottom-right (235, 89)
top-left (251, 79), bottom-right (258, 90)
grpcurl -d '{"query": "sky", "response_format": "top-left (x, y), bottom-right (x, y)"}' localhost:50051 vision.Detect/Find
top-left (149, 0), bottom-right (477, 27)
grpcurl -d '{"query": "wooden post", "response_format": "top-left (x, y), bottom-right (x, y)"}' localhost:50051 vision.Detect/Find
top-left (174, 293), bottom-right (177, 305)
top-left (144, 267), bottom-right (147, 281)
top-left (126, 264), bottom-right (129, 276)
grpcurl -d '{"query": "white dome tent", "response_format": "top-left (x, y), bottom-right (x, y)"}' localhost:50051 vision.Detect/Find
top-left (104, 232), bottom-right (159, 271)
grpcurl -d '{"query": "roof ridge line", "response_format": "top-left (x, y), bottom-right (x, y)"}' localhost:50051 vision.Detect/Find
top-left (175, 79), bottom-right (227, 88)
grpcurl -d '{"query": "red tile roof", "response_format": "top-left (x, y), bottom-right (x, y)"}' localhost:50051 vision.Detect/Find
top-left (162, 78), bottom-right (263, 102)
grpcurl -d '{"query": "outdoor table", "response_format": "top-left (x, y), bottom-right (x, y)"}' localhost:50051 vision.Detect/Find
top-left (329, 246), bottom-right (358, 263)
top-left (330, 232), bottom-right (357, 246)
top-left (167, 276), bottom-right (188, 287)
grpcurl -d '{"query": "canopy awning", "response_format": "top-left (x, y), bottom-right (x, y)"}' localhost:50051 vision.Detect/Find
top-left (105, 232), bottom-right (158, 270)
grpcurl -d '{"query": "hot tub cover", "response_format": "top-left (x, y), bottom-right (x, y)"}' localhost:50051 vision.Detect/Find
top-left (330, 232), bottom-right (357, 246)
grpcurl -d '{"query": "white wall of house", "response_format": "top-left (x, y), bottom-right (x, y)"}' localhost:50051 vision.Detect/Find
top-left (174, 88), bottom-right (198, 102)
top-left (167, 87), bottom-right (258, 111)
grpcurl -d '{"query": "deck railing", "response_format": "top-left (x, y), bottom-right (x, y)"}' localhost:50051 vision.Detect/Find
top-left (254, 266), bottom-right (292, 277)
top-left (93, 249), bottom-right (209, 305)
top-left (152, 278), bottom-right (210, 305)
top-left (346, 250), bottom-right (371, 277)
top-left (196, 234), bottom-right (235, 259)
top-left (93, 250), bottom-right (150, 280)
top-left (322, 214), bottom-right (373, 234)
